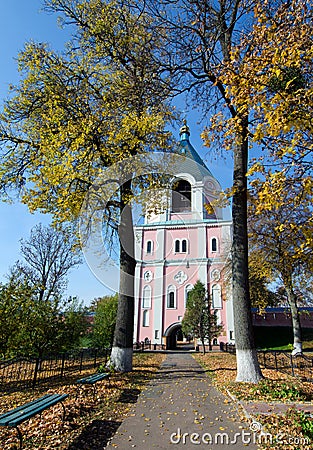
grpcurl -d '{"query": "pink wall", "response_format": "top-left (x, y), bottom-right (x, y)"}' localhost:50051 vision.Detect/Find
top-left (136, 218), bottom-right (231, 344)
top-left (206, 227), bottom-right (223, 258)
top-left (164, 227), bottom-right (198, 260)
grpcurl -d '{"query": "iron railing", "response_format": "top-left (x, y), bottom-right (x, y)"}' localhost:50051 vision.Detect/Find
top-left (133, 342), bottom-right (166, 351)
top-left (221, 344), bottom-right (313, 381)
top-left (258, 350), bottom-right (313, 381)
top-left (0, 348), bottom-right (110, 392)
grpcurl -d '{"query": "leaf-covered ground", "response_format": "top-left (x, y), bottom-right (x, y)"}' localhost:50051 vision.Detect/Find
top-left (194, 352), bottom-right (313, 450)
top-left (0, 352), bottom-right (165, 449)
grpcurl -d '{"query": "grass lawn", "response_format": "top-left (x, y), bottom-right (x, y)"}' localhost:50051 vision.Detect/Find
top-left (254, 326), bottom-right (313, 351)
top-left (0, 352), bottom-right (165, 449)
top-left (194, 352), bottom-right (313, 450)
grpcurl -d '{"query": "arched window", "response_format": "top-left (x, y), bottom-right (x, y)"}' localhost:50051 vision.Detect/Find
top-left (167, 285), bottom-right (176, 308)
top-left (146, 240), bottom-right (152, 254)
top-left (168, 292), bottom-right (175, 308)
top-left (174, 239), bottom-right (188, 253)
top-left (185, 284), bottom-right (193, 307)
top-left (142, 286), bottom-right (151, 309)
top-left (211, 237), bottom-right (218, 252)
top-left (212, 284), bottom-right (222, 309)
top-left (172, 179), bottom-right (191, 212)
top-left (142, 310), bottom-right (149, 327)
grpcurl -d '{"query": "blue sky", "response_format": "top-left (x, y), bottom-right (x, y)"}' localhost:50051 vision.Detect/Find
top-left (0, 0), bottom-right (233, 305)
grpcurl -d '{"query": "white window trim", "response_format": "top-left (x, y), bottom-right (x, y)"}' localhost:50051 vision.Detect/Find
top-left (185, 284), bottom-right (193, 307)
top-left (142, 285), bottom-right (152, 309)
top-left (167, 285), bottom-right (177, 309)
top-left (212, 284), bottom-right (222, 309)
top-left (211, 236), bottom-right (219, 253)
top-left (143, 309), bottom-right (150, 327)
top-left (171, 177), bottom-right (192, 213)
top-left (146, 240), bottom-right (153, 254)
top-left (174, 238), bottom-right (189, 254)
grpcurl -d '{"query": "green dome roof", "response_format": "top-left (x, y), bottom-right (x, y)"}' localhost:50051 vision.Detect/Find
top-left (174, 122), bottom-right (215, 182)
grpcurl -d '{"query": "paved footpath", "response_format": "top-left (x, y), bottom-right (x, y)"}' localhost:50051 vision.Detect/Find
top-left (106, 352), bottom-right (259, 449)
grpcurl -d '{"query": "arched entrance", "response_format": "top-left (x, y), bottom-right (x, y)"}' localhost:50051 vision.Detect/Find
top-left (164, 322), bottom-right (183, 350)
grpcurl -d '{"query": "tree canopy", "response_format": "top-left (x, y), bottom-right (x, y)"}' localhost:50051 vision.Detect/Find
top-left (17, 223), bottom-right (81, 302)
top-left (142, 0), bottom-right (313, 381)
top-left (0, 0), bottom-right (173, 220)
top-left (0, 224), bottom-right (87, 358)
top-left (91, 294), bottom-right (118, 349)
top-left (1, 0), bottom-right (313, 380)
top-left (249, 182), bottom-right (313, 354)
top-left (0, 0), bottom-right (175, 372)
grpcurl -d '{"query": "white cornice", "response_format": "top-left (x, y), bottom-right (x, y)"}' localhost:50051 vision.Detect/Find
top-left (138, 257), bottom-right (226, 266)
top-left (134, 220), bottom-right (232, 231)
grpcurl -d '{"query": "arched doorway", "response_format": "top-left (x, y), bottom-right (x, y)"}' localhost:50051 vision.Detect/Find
top-left (164, 322), bottom-right (183, 350)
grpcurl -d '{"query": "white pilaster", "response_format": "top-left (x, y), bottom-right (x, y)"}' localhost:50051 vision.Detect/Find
top-left (193, 182), bottom-right (204, 220)
top-left (133, 262), bottom-right (142, 342)
top-left (198, 226), bottom-right (207, 259)
top-left (152, 263), bottom-right (165, 344)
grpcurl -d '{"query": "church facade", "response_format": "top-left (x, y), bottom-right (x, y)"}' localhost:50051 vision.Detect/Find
top-left (133, 124), bottom-right (234, 349)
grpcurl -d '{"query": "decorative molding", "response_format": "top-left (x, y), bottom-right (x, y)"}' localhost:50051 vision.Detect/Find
top-left (211, 269), bottom-right (221, 282)
top-left (143, 270), bottom-right (153, 282)
top-left (174, 270), bottom-right (188, 285)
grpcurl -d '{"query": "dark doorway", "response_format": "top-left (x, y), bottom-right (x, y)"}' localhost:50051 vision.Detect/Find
top-left (172, 179), bottom-right (191, 212)
top-left (164, 323), bottom-right (194, 350)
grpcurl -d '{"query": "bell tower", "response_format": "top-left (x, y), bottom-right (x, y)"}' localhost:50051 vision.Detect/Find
top-left (133, 124), bottom-right (234, 350)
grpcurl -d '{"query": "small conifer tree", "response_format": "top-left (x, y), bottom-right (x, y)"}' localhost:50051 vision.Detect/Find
top-left (182, 281), bottom-right (223, 354)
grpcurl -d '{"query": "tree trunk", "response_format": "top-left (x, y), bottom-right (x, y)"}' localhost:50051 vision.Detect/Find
top-left (285, 284), bottom-right (302, 355)
top-left (232, 124), bottom-right (263, 383)
top-left (109, 181), bottom-right (136, 372)
top-left (201, 338), bottom-right (206, 354)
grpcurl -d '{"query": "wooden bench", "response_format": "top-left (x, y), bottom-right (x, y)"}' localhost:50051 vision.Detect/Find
top-left (76, 372), bottom-right (110, 397)
top-left (0, 393), bottom-right (68, 449)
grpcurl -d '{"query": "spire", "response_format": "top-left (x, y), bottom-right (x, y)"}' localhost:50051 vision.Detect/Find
top-left (179, 119), bottom-right (190, 141)
top-left (177, 119), bottom-right (215, 181)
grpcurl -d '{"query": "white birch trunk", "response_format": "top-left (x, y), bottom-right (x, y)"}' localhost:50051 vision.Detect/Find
top-left (108, 346), bottom-right (133, 372)
top-left (235, 349), bottom-right (263, 383)
top-left (292, 341), bottom-right (302, 356)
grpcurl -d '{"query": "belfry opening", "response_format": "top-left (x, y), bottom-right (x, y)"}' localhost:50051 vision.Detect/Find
top-left (172, 178), bottom-right (192, 213)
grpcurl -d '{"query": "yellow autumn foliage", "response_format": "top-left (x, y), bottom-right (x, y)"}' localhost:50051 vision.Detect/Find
top-left (0, 0), bottom-right (174, 224)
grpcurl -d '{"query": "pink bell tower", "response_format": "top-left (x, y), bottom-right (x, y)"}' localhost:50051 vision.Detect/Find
top-left (133, 123), bottom-right (234, 349)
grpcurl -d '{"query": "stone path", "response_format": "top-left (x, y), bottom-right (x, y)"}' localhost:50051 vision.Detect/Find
top-left (106, 352), bottom-right (258, 449)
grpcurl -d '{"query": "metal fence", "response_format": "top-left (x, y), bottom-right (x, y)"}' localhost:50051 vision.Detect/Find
top-left (222, 344), bottom-right (313, 381)
top-left (0, 348), bottom-right (110, 392)
top-left (133, 342), bottom-right (166, 351)
top-left (219, 342), bottom-right (236, 354)
top-left (259, 350), bottom-right (313, 381)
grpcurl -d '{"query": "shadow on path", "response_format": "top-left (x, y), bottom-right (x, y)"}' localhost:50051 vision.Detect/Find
top-left (68, 419), bottom-right (122, 450)
top-left (106, 352), bottom-right (258, 449)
